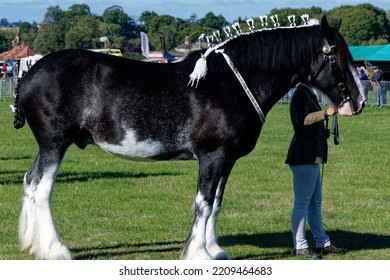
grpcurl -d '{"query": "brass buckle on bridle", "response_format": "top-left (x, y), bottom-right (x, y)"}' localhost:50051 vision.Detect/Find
top-left (314, 44), bottom-right (351, 106)
top-left (337, 82), bottom-right (351, 106)
top-left (338, 82), bottom-right (346, 92)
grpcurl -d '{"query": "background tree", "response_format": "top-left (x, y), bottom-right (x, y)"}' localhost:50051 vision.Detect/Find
top-left (4, 3), bottom-right (390, 56)
top-left (197, 12), bottom-right (228, 30)
top-left (65, 4), bottom-right (91, 27)
top-left (65, 16), bottom-right (101, 49)
top-left (18, 22), bottom-right (38, 47)
top-left (147, 15), bottom-right (178, 50)
top-left (327, 4), bottom-right (390, 45)
top-left (102, 5), bottom-right (137, 39)
top-left (269, 6), bottom-right (324, 27)
top-left (99, 22), bottom-right (125, 49)
top-left (33, 6), bottom-right (67, 53)
top-left (188, 14), bottom-right (198, 24)
top-left (139, 11), bottom-right (158, 32)
top-left (0, 31), bottom-right (16, 52)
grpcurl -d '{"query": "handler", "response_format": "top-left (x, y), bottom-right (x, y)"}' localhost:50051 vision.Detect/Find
top-left (285, 83), bottom-right (346, 259)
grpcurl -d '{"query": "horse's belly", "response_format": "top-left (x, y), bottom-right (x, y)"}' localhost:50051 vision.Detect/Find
top-left (95, 130), bottom-right (195, 161)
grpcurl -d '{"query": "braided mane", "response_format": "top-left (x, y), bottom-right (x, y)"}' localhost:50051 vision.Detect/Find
top-left (185, 22), bottom-right (326, 86)
top-left (222, 25), bottom-right (324, 73)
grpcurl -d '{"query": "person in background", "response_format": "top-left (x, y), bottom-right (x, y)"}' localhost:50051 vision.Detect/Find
top-left (2, 61), bottom-right (7, 78)
top-left (12, 61), bottom-right (19, 79)
top-left (357, 67), bottom-right (369, 102)
top-left (285, 82), bottom-right (346, 259)
top-left (370, 65), bottom-right (387, 108)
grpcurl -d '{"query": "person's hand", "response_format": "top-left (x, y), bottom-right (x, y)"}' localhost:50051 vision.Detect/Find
top-left (326, 106), bottom-right (338, 116)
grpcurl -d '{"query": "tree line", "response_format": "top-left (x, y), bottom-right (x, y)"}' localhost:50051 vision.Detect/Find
top-left (0, 3), bottom-right (389, 58)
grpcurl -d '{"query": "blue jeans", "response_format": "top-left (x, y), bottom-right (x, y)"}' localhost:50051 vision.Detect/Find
top-left (290, 164), bottom-right (331, 250)
top-left (361, 80), bottom-right (370, 102)
top-left (376, 83), bottom-right (387, 107)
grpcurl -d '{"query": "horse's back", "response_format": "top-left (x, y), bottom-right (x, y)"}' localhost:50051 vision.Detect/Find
top-left (24, 49), bottom-right (195, 102)
top-left (18, 49), bottom-right (196, 160)
top-left (19, 50), bottom-right (107, 104)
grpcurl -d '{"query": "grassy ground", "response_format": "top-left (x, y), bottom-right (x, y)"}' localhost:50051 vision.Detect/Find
top-left (0, 99), bottom-right (389, 260)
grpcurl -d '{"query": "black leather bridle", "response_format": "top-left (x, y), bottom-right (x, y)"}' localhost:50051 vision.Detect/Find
top-left (311, 44), bottom-right (352, 108)
top-left (312, 44), bottom-right (348, 145)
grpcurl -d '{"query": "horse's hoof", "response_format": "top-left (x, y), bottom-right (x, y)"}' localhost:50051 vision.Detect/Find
top-left (30, 243), bottom-right (73, 260)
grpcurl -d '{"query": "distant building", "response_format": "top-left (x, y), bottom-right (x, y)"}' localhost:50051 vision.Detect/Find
top-left (0, 18), bottom-right (9, 27)
top-left (175, 36), bottom-right (208, 54)
top-left (0, 18), bottom-right (20, 28)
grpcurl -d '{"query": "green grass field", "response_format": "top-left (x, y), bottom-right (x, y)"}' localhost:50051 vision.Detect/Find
top-left (0, 100), bottom-right (389, 260)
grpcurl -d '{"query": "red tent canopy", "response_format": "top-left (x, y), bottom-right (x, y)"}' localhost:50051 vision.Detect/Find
top-left (0, 46), bottom-right (39, 60)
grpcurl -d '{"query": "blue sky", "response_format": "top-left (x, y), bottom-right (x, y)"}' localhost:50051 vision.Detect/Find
top-left (1, 0), bottom-right (390, 23)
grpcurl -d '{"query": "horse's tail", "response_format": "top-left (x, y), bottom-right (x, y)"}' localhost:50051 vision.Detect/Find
top-left (13, 72), bottom-right (26, 129)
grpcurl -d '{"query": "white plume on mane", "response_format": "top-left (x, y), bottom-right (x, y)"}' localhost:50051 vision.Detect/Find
top-left (188, 14), bottom-right (319, 87)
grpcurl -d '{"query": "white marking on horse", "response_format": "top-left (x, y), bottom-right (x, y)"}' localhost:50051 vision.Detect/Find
top-left (19, 165), bottom-right (72, 259)
top-left (182, 193), bottom-right (213, 259)
top-left (96, 129), bottom-right (163, 160)
top-left (205, 179), bottom-right (231, 259)
top-left (339, 62), bottom-right (366, 116)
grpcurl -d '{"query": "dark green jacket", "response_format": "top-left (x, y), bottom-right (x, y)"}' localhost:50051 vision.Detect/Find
top-left (285, 84), bottom-right (328, 165)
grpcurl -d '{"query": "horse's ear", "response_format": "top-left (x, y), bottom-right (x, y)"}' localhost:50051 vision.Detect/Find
top-left (321, 15), bottom-right (342, 32)
top-left (334, 19), bottom-right (342, 31)
top-left (321, 15), bottom-right (335, 42)
top-left (321, 15), bottom-right (330, 31)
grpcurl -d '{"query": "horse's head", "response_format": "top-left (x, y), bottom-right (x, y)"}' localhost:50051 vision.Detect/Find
top-left (309, 15), bottom-right (366, 116)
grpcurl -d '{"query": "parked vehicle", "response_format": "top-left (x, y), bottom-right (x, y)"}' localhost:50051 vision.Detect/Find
top-left (0, 60), bottom-right (14, 75)
top-left (88, 49), bottom-right (123, 57)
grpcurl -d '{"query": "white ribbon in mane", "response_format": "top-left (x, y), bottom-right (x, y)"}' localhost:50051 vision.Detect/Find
top-left (188, 18), bottom-right (319, 87)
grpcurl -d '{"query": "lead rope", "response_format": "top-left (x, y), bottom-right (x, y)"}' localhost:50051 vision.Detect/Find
top-left (332, 114), bottom-right (339, 145)
top-left (322, 114), bottom-right (339, 185)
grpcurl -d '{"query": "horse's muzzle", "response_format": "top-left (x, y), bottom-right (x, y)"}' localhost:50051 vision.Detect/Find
top-left (339, 98), bottom-right (365, 116)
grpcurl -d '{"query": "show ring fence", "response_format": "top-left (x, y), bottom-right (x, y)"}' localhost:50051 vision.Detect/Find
top-left (1, 77), bottom-right (389, 106)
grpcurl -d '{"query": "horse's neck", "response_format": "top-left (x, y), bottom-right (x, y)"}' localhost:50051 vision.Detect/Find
top-left (247, 70), bottom-right (297, 115)
top-left (225, 29), bottom-right (316, 113)
top-left (223, 58), bottom-right (299, 115)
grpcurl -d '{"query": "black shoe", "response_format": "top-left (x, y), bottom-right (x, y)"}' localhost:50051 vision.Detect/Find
top-left (294, 248), bottom-right (321, 259)
top-left (316, 245), bottom-right (347, 255)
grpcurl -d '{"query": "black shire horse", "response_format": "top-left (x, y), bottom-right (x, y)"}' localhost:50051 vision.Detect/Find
top-left (14, 16), bottom-right (365, 259)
